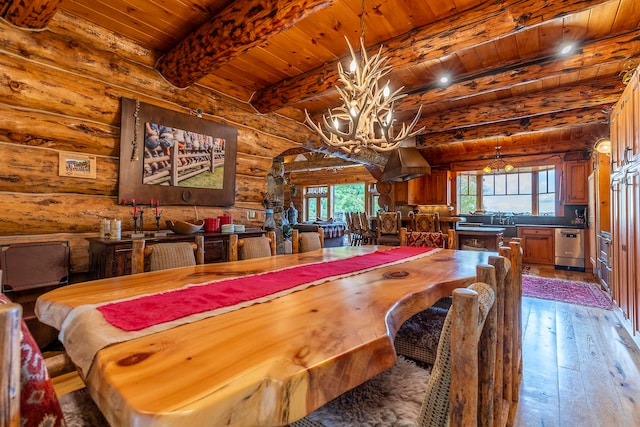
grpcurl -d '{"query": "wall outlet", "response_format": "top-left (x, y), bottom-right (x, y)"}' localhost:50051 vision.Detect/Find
top-left (247, 210), bottom-right (256, 219)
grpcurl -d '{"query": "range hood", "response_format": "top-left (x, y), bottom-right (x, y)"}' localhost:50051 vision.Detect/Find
top-left (381, 147), bottom-right (431, 182)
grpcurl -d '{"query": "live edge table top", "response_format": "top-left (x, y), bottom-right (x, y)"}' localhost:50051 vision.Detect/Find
top-left (36, 246), bottom-right (492, 427)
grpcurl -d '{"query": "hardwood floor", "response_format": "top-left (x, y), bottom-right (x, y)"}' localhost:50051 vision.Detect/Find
top-left (514, 265), bottom-right (640, 426)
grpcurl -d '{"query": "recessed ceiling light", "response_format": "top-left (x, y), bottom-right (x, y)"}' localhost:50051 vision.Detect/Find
top-left (560, 44), bottom-right (574, 55)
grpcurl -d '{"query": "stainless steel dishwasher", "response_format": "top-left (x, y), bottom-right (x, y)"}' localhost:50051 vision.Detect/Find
top-left (554, 228), bottom-right (585, 271)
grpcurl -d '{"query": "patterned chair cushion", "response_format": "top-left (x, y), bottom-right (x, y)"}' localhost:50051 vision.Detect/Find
top-left (413, 213), bottom-right (440, 233)
top-left (0, 293), bottom-right (66, 427)
top-left (394, 306), bottom-right (449, 365)
top-left (406, 231), bottom-right (446, 248)
top-left (378, 212), bottom-right (399, 234)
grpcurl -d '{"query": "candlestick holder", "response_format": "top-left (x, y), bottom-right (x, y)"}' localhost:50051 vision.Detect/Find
top-left (132, 214), bottom-right (139, 233)
top-left (139, 207), bottom-right (144, 234)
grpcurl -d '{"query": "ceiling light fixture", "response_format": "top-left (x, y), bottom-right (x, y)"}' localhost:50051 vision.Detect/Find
top-left (304, 0), bottom-right (424, 154)
top-left (594, 137), bottom-right (611, 154)
top-left (482, 145), bottom-right (514, 174)
top-left (560, 43), bottom-right (574, 55)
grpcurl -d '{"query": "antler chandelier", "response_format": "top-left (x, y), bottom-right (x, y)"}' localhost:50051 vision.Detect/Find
top-left (305, 36), bottom-right (424, 153)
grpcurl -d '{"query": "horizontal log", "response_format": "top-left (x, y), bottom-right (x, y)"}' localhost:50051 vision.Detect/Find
top-left (418, 106), bottom-right (610, 147)
top-left (0, 104), bottom-right (119, 157)
top-left (0, 142), bottom-right (117, 195)
top-left (414, 78), bottom-right (623, 133)
top-left (0, 19), bottom-right (313, 148)
top-left (0, 193), bottom-right (267, 236)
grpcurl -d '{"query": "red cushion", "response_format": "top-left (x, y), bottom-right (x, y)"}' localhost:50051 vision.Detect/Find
top-left (0, 294), bottom-right (66, 427)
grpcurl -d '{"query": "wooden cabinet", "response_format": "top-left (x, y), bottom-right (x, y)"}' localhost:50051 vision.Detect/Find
top-left (611, 69), bottom-right (640, 173)
top-left (457, 229), bottom-right (503, 252)
top-left (563, 160), bottom-right (588, 204)
top-left (88, 231), bottom-right (264, 278)
top-left (597, 232), bottom-right (612, 293)
top-left (423, 170), bottom-right (451, 205)
top-left (393, 171), bottom-right (451, 206)
top-left (517, 227), bottom-right (554, 265)
top-left (408, 177), bottom-right (426, 205)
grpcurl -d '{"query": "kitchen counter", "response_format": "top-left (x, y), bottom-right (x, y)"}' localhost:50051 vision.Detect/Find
top-left (457, 226), bottom-right (506, 233)
top-left (516, 224), bottom-right (586, 229)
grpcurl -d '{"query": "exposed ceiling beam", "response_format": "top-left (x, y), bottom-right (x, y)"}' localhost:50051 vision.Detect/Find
top-left (1, 0), bottom-right (61, 28)
top-left (418, 106), bottom-right (611, 148)
top-left (413, 76), bottom-right (623, 133)
top-left (284, 156), bottom-right (359, 172)
top-left (250, 0), bottom-right (613, 113)
top-left (156, 0), bottom-right (334, 88)
top-left (399, 32), bottom-right (640, 114)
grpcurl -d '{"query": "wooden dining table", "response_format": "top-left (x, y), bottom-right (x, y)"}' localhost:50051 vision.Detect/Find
top-left (36, 246), bottom-right (492, 427)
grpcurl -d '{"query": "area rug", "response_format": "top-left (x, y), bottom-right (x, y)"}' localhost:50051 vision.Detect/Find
top-left (522, 275), bottom-right (613, 309)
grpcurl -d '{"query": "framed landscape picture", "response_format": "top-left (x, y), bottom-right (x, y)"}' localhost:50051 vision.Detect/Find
top-left (118, 97), bottom-right (237, 206)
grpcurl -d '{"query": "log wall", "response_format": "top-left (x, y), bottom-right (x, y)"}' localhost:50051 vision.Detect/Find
top-left (0, 12), bottom-right (313, 276)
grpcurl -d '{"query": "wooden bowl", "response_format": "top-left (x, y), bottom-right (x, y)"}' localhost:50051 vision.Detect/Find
top-left (166, 219), bottom-right (204, 234)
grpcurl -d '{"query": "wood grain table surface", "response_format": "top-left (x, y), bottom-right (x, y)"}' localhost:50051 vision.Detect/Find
top-left (36, 246), bottom-right (492, 426)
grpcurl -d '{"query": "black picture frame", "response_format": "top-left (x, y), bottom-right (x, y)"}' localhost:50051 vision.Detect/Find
top-left (118, 97), bottom-right (237, 206)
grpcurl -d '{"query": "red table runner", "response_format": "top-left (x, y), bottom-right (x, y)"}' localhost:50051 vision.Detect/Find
top-left (98, 246), bottom-right (434, 331)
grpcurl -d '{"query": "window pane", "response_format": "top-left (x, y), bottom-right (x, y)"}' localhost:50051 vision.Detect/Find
top-left (538, 170), bottom-right (548, 193)
top-left (308, 198), bottom-right (317, 220)
top-left (333, 183), bottom-right (365, 215)
top-left (484, 194), bottom-right (531, 213)
top-left (519, 173), bottom-right (532, 194)
top-left (494, 175), bottom-right (507, 195)
top-left (538, 193), bottom-right (555, 215)
top-left (460, 195), bottom-right (477, 213)
top-left (482, 175), bottom-right (495, 195)
top-left (320, 197), bottom-right (328, 219)
top-left (506, 174), bottom-right (519, 195)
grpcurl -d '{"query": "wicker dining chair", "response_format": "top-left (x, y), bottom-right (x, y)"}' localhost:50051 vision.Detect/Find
top-left (228, 231), bottom-right (276, 261)
top-left (131, 235), bottom-right (204, 274)
top-left (292, 228), bottom-right (324, 253)
top-left (358, 212), bottom-right (377, 245)
top-left (290, 264), bottom-right (497, 427)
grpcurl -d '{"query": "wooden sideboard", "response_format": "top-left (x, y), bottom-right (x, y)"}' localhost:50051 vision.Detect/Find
top-left (88, 230), bottom-right (265, 278)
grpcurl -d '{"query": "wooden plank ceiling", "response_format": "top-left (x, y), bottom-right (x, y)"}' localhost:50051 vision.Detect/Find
top-left (6, 0), bottom-right (640, 168)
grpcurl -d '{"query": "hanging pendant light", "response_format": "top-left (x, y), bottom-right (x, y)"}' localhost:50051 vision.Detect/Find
top-left (304, 1), bottom-right (424, 154)
top-left (483, 145), bottom-right (514, 174)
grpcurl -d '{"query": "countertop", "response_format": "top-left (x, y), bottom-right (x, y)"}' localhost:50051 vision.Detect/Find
top-left (457, 226), bottom-right (506, 233)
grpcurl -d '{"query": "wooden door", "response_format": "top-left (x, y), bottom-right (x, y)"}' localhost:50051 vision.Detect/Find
top-left (632, 72), bottom-right (640, 161)
top-left (407, 176), bottom-right (426, 205)
top-left (588, 172), bottom-right (597, 272)
top-left (424, 170), bottom-right (450, 205)
top-left (629, 172), bottom-right (639, 333)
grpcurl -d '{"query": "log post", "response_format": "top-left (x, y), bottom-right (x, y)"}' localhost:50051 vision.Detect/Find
top-left (130, 240), bottom-right (146, 275)
top-left (476, 264), bottom-right (497, 427)
top-left (0, 301), bottom-right (22, 427)
top-left (228, 234), bottom-right (239, 262)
